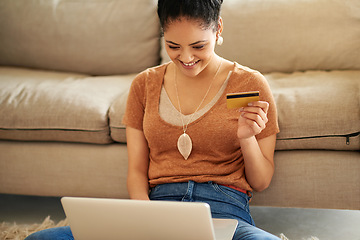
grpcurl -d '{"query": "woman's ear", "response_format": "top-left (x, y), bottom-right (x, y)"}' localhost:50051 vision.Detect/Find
top-left (216, 17), bottom-right (224, 45)
top-left (217, 17), bottom-right (223, 35)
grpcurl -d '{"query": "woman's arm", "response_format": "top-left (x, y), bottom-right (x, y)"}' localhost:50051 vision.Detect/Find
top-left (237, 101), bottom-right (277, 192)
top-left (240, 134), bottom-right (276, 192)
top-left (126, 126), bottom-right (151, 200)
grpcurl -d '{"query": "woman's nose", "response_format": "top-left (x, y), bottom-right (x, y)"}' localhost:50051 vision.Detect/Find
top-left (179, 49), bottom-right (194, 63)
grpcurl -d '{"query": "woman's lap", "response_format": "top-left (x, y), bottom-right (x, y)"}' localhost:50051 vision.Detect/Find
top-left (149, 181), bottom-right (254, 224)
top-left (150, 181), bottom-right (280, 240)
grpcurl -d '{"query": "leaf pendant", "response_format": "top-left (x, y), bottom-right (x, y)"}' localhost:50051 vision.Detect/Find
top-left (177, 133), bottom-right (192, 160)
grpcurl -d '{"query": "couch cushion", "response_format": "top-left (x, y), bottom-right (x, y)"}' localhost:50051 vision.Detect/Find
top-left (0, 0), bottom-right (160, 75)
top-left (161, 0), bottom-right (360, 73)
top-left (109, 88), bottom-right (130, 143)
top-left (266, 70), bottom-right (360, 150)
top-left (0, 67), bottom-right (134, 144)
top-left (219, 0), bottom-right (360, 73)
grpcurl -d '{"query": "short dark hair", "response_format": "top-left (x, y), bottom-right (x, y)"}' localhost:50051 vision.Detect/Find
top-left (157, 0), bottom-right (223, 32)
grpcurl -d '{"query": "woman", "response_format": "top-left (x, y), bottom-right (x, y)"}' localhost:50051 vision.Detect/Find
top-left (124, 0), bottom-right (280, 239)
top-left (26, 0), bottom-right (280, 239)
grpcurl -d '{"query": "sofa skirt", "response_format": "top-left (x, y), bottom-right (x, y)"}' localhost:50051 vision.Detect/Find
top-left (0, 140), bottom-right (359, 210)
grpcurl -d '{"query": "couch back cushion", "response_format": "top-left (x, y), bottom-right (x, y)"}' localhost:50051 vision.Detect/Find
top-left (218, 0), bottom-right (360, 73)
top-left (0, 0), bottom-right (160, 75)
top-left (160, 0), bottom-right (360, 73)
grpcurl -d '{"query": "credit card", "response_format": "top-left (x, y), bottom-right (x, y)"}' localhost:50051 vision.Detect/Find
top-left (226, 91), bottom-right (260, 109)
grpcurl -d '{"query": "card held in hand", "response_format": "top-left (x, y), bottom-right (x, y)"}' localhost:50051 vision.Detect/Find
top-left (226, 91), bottom-right (260, 109)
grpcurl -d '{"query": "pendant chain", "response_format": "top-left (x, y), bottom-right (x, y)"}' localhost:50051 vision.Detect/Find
top-left (174, 58), bottom-right (223, 134)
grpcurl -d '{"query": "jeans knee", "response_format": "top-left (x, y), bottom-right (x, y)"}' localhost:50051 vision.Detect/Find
top-left (256, 235), bottom-right (281, 240)
top-left (24, 226), bottom-right (73, 240)
top-left (233, 232), bottom-right (280, 240)
top-left (234, 221), bottom-right (280, 240)
top-left (25, 232), bottom-right (44, 240)
top-left (254, 234), bottom-right (281, 240)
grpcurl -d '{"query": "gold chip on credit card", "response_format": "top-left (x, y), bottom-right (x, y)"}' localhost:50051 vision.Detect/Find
top-left (226, 91), bottom-right (260, 109)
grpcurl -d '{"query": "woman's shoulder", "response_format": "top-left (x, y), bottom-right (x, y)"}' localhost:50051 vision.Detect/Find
top-left (136, 62), bottom-right (169, 78)
top-left (229, 62), bottom-right (267, 84)
top-left (131, 62), bottom-right (170, 86)
top-left (232, 62), bottom-right (264, 78)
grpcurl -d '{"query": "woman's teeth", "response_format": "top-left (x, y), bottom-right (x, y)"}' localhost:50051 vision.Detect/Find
top-left (182, 61), bottom-right (198, 67)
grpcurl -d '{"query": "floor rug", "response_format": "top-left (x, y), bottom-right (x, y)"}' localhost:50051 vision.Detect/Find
top-left (0, 216), bottom-right (319, 240)
top-left (0, 216), bottom-right (68, 240)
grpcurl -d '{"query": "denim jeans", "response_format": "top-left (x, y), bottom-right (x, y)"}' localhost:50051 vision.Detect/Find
top-left (149, 181), bottom-right (280, 240)
top-left (25, 181), bottom-right (280, 240)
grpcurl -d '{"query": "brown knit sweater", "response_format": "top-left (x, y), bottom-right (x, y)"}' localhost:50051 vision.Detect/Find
top-left (122, 62), bottom-right (279, 192)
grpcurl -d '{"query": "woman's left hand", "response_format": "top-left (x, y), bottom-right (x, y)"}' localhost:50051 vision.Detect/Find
top-left (237, 101), bottom-right (269, 140)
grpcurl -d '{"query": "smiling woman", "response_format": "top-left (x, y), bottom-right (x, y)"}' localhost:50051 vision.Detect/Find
top-left (124, 1), bottom-right (279, 240)
top-left (24, 0), bottom-right (280, 239)
top-left (126, 1), bottom-right (280, 239)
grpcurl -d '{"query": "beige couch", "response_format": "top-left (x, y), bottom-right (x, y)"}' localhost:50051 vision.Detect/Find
top-left (0, 0), bottom-right (359, 210)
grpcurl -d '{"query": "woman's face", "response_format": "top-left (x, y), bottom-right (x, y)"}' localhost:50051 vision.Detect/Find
top-left (163, 18), bottom-right (218, 78)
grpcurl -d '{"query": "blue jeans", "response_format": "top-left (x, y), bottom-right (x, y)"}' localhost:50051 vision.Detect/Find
top-left (149, 181), bottom-right (280, 240)
top-left (25, 181), bottom-right (280, 240)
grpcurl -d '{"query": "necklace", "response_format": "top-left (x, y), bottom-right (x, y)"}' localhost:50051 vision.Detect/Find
top-left (174, 58), bottom-right (223, 160)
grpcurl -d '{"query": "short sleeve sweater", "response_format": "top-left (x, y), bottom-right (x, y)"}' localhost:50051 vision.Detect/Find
top-left (122, 62), bottom-right (280, 192)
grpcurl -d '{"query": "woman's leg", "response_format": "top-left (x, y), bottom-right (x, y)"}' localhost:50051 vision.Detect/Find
top-left (233, 220), bottom-right (280, 240)
top-left (191, 182), bottom-right (280, 240)
top-left (25, 226), bottom-right (74, 240)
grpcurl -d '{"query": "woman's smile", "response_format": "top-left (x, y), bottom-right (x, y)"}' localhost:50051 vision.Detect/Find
top-left (180, 60), bottom-right (201, 69)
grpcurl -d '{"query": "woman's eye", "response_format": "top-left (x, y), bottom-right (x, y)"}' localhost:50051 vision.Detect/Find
top-left (193, 45), bottom-right (205, 49)
top-left (168, 45), bottom-right (179, 49)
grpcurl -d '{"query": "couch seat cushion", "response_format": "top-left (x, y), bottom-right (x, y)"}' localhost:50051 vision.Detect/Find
top-left (0, 67), bottom-right (134, 144)
top-left (266, 70), bottom-right (360, 150)
top-left (109, 88), bottom-right (129, 143)
top-left (110, 70), bottom-right (360, 150)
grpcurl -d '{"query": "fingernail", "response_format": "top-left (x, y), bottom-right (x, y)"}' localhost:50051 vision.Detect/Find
top-left (248, 102), bottom-right (253, 106)
top-left (239, 107), bottom-right (244, 112)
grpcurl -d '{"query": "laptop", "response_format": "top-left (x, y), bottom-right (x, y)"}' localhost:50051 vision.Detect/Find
top-left (61, 197), bottom-right (238, 240)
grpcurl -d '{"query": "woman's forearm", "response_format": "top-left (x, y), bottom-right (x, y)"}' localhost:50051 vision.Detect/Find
top-left (240, 135), bottom-right (275, 192)
top-left (127, 171), bottom-right (150, 200)
top-left (126, 127), bottom-right (151, 200)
